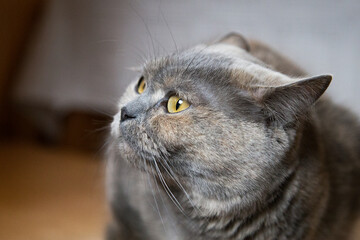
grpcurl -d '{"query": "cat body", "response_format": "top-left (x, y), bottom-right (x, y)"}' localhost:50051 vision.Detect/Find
top-left (106, 34), bottom-right (360, 240)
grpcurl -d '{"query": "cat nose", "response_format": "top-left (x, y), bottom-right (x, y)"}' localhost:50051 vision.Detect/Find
top-left (120, 107), bottom-right (136, 122)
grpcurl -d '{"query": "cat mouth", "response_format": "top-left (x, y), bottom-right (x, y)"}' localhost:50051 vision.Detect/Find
top-left (119, 135), bottom-right (152, 160)
top-left (119, 122), bottom-right (167, 162)
top-left (117, 136), bottom-right (173, 179)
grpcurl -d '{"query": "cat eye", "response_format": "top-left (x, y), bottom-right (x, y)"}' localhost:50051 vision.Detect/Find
top-left (167, 95), bottom-right (190, 113)
top-left (137, 76), bottom-right (146, 94)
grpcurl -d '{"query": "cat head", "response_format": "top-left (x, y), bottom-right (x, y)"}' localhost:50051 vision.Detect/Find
top-left (110, 33), bottom-right (331, 212)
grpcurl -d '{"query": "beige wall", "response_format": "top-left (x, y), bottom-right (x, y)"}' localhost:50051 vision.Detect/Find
top-left (13, 0), bottom-right (360, 116)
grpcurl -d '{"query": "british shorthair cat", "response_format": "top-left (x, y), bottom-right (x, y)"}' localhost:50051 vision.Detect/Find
top-left (106, 33), bottom-right (360, 240)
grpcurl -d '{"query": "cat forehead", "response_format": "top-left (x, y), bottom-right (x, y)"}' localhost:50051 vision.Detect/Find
top-left (143, 43), bottom-right (293, 87)
top-left (144, 44), bottom-right (252, 72)
top-left (201, 43), bottom-right (254, 61)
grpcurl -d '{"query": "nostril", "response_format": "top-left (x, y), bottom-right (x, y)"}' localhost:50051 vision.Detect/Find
top-left (120, 107), bottom-right (135, 122)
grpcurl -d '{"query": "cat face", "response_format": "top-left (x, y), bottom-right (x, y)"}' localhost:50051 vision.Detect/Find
top-left (110, 41), bottom-right (331, 210)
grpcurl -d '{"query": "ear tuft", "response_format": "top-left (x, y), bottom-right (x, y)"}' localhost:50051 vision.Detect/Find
top-left (217, 32), bottom-right (250, 52)
top-left (261, 75), bottom-right (332, 124)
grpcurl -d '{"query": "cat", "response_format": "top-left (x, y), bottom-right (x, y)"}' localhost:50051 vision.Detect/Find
top-left (106, 33), bottom-right (360, 240)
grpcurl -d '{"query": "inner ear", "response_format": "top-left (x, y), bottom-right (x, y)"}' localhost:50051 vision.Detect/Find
top-left (216, 32), bottom-right (250, 52)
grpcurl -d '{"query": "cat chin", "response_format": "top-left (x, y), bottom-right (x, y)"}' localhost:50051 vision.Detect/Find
top-left (118, 141), bottom-right (139, 163)
top-left (118, 140), bottom-right (157, 173)
top-left (118, 140), bottom-right (132, 153)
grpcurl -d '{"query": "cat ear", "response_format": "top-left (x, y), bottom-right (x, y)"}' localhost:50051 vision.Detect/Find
top-left (217, 32), bottom-right (250, 52)
top-left (254, 75), bottom-right (332, 124)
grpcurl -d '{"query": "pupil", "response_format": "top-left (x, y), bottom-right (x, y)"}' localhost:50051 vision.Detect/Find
top-left (176, 99), bottom-right (183, 110)
top-left (137, 76), bottom-right (144, 88)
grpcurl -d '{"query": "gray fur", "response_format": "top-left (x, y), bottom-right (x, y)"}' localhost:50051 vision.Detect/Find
top-left (106, 33), bottom-right (360, 240)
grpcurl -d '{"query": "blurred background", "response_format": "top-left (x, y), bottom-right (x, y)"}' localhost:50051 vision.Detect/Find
top-left (0, 0), bottom-right (359, 239)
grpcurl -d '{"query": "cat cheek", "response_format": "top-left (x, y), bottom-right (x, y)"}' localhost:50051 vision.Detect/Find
top-left (150, 115), bottom-right (191, 144)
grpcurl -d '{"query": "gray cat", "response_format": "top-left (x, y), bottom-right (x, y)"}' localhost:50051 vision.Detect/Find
top-left (106, 33), bottom-right (360, 240)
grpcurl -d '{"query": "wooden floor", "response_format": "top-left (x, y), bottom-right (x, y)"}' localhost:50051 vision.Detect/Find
top-left (0, 142), bottom-right (109, 240)
top-left (0, 142), bottom-right (359, 240)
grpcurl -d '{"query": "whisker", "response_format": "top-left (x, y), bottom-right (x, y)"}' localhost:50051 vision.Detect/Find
top-left (155, 151), bottom-right (198, 212)
top-left (143, 157), bottom-right (167, 233)
top-left (159, 5), bottom-right (178, 55)
top-left (148, 159), bottom-right (179, 236)
top-left (157, 159), bottom-right (198, 212)
top-left (127, 1), bottom-right (157, 62)
top-left (89, 106), bottom-right (116, 118)
top-left (128, 44), bottom-right (151, 66)
top-left (179, 45), bottom-right (211, 85)
top-left (152, 158), bottom-right (187, 216)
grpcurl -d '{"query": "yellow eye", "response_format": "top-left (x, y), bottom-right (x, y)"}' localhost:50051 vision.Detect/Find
top-left (167, 96), bottom-right (190, 113)
top-left (137, 77), bottom-right (146, 94)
